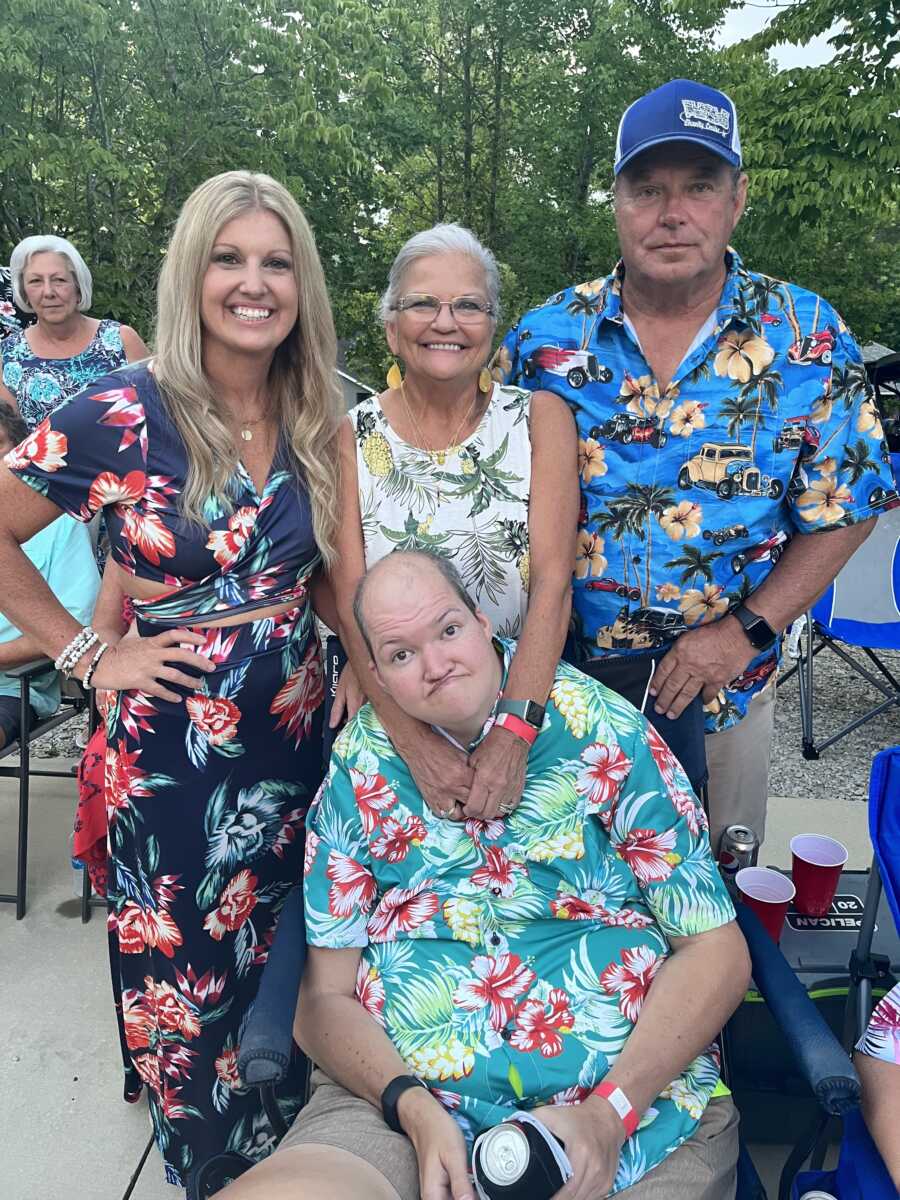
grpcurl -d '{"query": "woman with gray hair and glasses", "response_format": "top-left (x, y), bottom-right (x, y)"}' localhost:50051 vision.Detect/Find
top-left (328, 222), bottom-right (578, 823)
top-left (0, 234), bottom-right (149, 430)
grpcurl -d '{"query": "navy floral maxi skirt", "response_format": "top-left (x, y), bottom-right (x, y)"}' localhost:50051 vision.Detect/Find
top-left (105, 606), bottom-right (323, 1188)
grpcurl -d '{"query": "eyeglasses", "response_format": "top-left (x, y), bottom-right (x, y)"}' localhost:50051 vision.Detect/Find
top-left (392, 294), bottom-right (495, 323)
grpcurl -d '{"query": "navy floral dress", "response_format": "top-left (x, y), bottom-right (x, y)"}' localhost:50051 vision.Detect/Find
top-left (2, 318), bottom-right (129, 429)
top-left (5, 363), bottom-right (324, 1187)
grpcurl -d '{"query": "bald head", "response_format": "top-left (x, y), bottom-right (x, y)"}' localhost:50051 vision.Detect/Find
top-left (353, 550), bottom-right (477, 659)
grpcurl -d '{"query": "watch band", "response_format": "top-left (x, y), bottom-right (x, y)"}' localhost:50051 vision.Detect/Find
top-left (732, 603), bottom-right (777, 652)
top-left (381, 1074), bottom-right (428, 1134)
top-left (591, 1081), bottom-right (640, 1137)
top-left (494, 711), bottom-right (538, 746)
top-left (496, 698), bottom-right (545, 730)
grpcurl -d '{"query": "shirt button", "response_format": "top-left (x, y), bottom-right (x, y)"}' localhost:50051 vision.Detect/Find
top-left (489, 934), bottom-right (501, 947)
top-left (491, 887), bottom-right (502, 897)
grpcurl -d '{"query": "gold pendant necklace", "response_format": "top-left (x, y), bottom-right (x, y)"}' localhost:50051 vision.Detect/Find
top-left (401, 381), bottom-right (478, 468)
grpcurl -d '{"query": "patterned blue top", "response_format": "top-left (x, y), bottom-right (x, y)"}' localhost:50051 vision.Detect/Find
top-left (2, 319), bottom-right (128, 430)
top-left (498, 249), bottom-right (896, 732)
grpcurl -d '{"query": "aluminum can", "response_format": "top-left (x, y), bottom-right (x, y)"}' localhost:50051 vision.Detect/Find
top-left (472, 1119), bottom-right (566, 1200)
top-left (797, 1192), bottom-right (838, 1200)
top-left (718, 824), bottom-right (759, 895)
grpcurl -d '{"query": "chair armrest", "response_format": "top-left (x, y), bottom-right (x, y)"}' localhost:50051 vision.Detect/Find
top-left (6, 657), bottom-right (56, 681)
top-left (238, 885), bottom-right (306, 1087)
top-left (736, 904), bottom-right (861, 1115)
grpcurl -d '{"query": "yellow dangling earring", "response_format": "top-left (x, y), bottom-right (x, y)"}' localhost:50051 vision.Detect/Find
top-left (478, 367), bottom-right (493, 394)
top-left (386, 361), bottom-right (403, 391)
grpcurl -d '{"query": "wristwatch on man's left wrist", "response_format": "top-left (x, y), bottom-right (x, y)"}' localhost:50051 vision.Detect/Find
top-left (731, 604), bottom-right (778, 653)
top-left (496, 698), bottom-right (545, 730)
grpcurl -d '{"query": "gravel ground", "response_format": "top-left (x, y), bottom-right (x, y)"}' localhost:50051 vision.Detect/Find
top-left (28, 642), bottom-right (899, 801)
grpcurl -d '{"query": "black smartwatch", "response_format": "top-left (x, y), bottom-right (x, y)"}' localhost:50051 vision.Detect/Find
top-left (381, 1074), bottom-right (428, 1134)
top-left (732, 604), bottom-right (778, 653)
top-left (496, 698), bottom-right (546, 730)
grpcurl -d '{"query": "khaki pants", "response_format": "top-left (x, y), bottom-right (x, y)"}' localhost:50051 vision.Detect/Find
top-left (705, 679), bottom-right (777, 856)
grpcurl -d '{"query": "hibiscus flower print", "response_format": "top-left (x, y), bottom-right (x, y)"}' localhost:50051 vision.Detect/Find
top-left (202, 869), bottom-right (259, 941)
top-left (326, 850), bottom-right (377, 919)
top-left (550, 891), bottom-right (653, 929)
top-left (206, 506), bottom-right (257, 568)
top-left (856, 397), bottom-right (883, 440)
top-left (578, 438), bottom-right (607, 483)
top-left (575, 742), bottom-right (631, 810)
top-left (668, 400), bottom-right (706, 437)
top-left (453, 953), bottom-right (536, 1030)
top-left (371, 814), bottom-right (427, 862)
top-left (615, 827), bottom-right (680, 884)
top-left (470, 846), bottom-right (525, 897)
top-left (656, 582), bottom-right (681, 602)
top-left (713, 329), bottom-right (774, 383)
top-left (186, 694), bottom-right (241, 747)
top-left (4, 420), bottom-right (68, 472)
top-left (796, 475), bottom-right (853, 525)
top-left (510, 988), bottom-right (574, 1057)
top-left (658, 501), bottom-right (701, 541)
top-left (679, 583), bottom-right (728, 625)
top-left (121, 505), bottom-right (177, 565)
top-left (367, 884), bottom-right (440, 942)
top-left (87, 468), bottom-right (146, 510)
top-left (348, 768), bottom-right (398, 834)
top-left (463, 816), bottom-right (505, 846)
top-left (355, 962), bottom-right (386, 1025)
top-left (152, 979), bottom-right (203, 1040)
top-left (600, 945), bottom-right (663, 1022)
top-left (858, 985), bottom-right (900, 1064)
top-left (576, 530), bottom-right (607, 579)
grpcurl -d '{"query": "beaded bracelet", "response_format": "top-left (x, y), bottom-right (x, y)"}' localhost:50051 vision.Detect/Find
top-left (54, 626), bottom-right (99, 677)
top-left (82, 641), bottom-right (110, 690)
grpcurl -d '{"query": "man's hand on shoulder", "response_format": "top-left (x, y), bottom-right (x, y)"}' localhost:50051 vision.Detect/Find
top-left (650, 616), bottom-right (756, 719)
top-left (464, 725), bottom-right (528, 819)
top-left (530, 1098), bottom-right (627, 1200)
top-left (401, 726), bottom-right (476, 820)
top-left (398, 1087), bottom-right (474, 1200)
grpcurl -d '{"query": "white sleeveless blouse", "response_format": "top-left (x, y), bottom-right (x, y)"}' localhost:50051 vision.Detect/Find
top-left (351, 384), bottom-right (533, 638)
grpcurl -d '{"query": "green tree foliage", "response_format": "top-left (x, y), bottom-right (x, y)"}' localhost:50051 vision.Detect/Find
top-left (0, 0), bottom-right (895, 383)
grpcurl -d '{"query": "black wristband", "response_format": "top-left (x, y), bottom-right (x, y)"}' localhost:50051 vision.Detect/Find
top-left (381, 1074), bottom-right (428, 1134)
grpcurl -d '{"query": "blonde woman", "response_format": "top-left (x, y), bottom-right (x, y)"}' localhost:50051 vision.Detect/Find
top-left (0, 171), bottom-right (342, 1187)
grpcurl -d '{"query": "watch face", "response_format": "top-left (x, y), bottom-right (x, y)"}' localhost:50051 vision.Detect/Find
top-left (524, 700), bottom-right (546, 727)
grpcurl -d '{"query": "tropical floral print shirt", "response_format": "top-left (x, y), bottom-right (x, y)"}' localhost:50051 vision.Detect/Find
top-left (352, 384), bottom-right (532, 638)
top-left (856, 982), bottom-right (900, 1066)
top-left (4, 363), bottom-right (321, 628)
top-left (2, 318), bottom-right (128, 429)
top-left (498, 250), bottom-right (896, 732)
top-left (304, 640), bottom-right (736, 1193)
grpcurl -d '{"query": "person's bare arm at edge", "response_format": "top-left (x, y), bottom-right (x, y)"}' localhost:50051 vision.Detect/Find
top-left (854, 1052), bottom-right (900, 1188)
top-left (328, 417), bottom-right (475, 816)
top-left (91, 559), bottom-right (132, 647)
top-left (0, 468), bottom-right (213, 699)
top-left (651, 517), bottom-right (876, 720)
top-left (295, 946), bottom-right (474, 1200)
top-left (532, 921), bottom-right (751, 1200)
top-left (464, 390), bottom-right (578, 819)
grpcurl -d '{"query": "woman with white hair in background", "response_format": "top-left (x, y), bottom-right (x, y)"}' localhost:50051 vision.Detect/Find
top-left (329, 223), bottom-right (578, 823)
top-left (0, 234), bottom-right (148, 429)
top-left (0, 173), bottom-right (342, 1187)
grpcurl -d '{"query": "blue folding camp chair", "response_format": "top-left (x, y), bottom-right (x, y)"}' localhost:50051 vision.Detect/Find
top-left (783, 460), bottom-right (900, 760)
top-left (790, 745), bottom-right (900, 1199)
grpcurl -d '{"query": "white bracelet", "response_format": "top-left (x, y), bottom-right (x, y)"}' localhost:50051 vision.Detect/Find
top-left (55, 626), bottom-right (99, 677)
top-left (82, 642), bottom-right (109, 689)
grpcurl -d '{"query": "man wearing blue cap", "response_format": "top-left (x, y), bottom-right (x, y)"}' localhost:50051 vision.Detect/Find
top-left (498, 79), bottom-right (894, 853)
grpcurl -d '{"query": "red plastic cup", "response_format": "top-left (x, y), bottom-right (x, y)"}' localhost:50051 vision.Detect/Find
top-left (790, 835), bottom-right (848, 918)
top-left (735, 867), bottom-right (796, 942)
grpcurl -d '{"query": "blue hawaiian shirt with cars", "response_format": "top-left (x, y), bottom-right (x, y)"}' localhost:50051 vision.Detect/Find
top-left (498, 248), bottom-right (896, 732)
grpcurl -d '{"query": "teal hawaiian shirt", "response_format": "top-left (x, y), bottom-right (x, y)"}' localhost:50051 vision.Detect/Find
top-left (304, 640), bottom-right (736, 1193)
top-left (497, 250), bottom-right (896, 732)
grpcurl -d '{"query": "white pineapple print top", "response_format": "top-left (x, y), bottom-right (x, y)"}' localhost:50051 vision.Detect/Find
top-left (351, 383), bottom-right (533, 638)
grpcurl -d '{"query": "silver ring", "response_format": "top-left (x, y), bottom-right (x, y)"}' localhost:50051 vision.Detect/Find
top-left (498, 802), bottom-right (515, 816)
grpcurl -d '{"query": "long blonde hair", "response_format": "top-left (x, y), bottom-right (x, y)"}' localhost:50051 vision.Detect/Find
top-left (154, 171), bottom-right (342, 563)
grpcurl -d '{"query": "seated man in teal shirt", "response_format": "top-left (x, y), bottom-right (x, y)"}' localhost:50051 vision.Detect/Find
top-left (223, 549), bottom-right (751, 1200)
top-left (0, 402), bottom-right (99, 748)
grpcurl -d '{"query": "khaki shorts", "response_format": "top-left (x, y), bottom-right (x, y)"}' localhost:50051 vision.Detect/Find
top-left (276, 1069), bottom-right (739, 1200)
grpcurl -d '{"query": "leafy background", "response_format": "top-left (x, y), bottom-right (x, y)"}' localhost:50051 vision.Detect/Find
top-left (1, 0), bottom-right (896, 386)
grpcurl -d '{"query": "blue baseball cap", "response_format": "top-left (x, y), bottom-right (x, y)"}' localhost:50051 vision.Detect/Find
top-left (614, 79), bottom-right (742, 176)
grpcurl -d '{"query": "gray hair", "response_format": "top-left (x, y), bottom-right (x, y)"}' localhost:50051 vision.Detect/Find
top-left (353, 549), bottom-right (478, 660)
top-left (378, 223), bottom-right (500, 325)
top-left (10, 235), bottom-right (93, 312)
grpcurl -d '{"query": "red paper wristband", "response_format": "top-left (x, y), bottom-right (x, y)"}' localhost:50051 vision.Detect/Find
top-left (591, 1082), bottom-right (640, 1137)
top-left (494, 711), bottom-right (538, 746)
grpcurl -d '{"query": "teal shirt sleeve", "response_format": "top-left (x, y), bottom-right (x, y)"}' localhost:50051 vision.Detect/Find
top-left (607, 721), bottom-right (736, 939)
top-left (304, 742), bottom-right (377, 949)
top-left (41, 517), bottom-right (101, 628)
